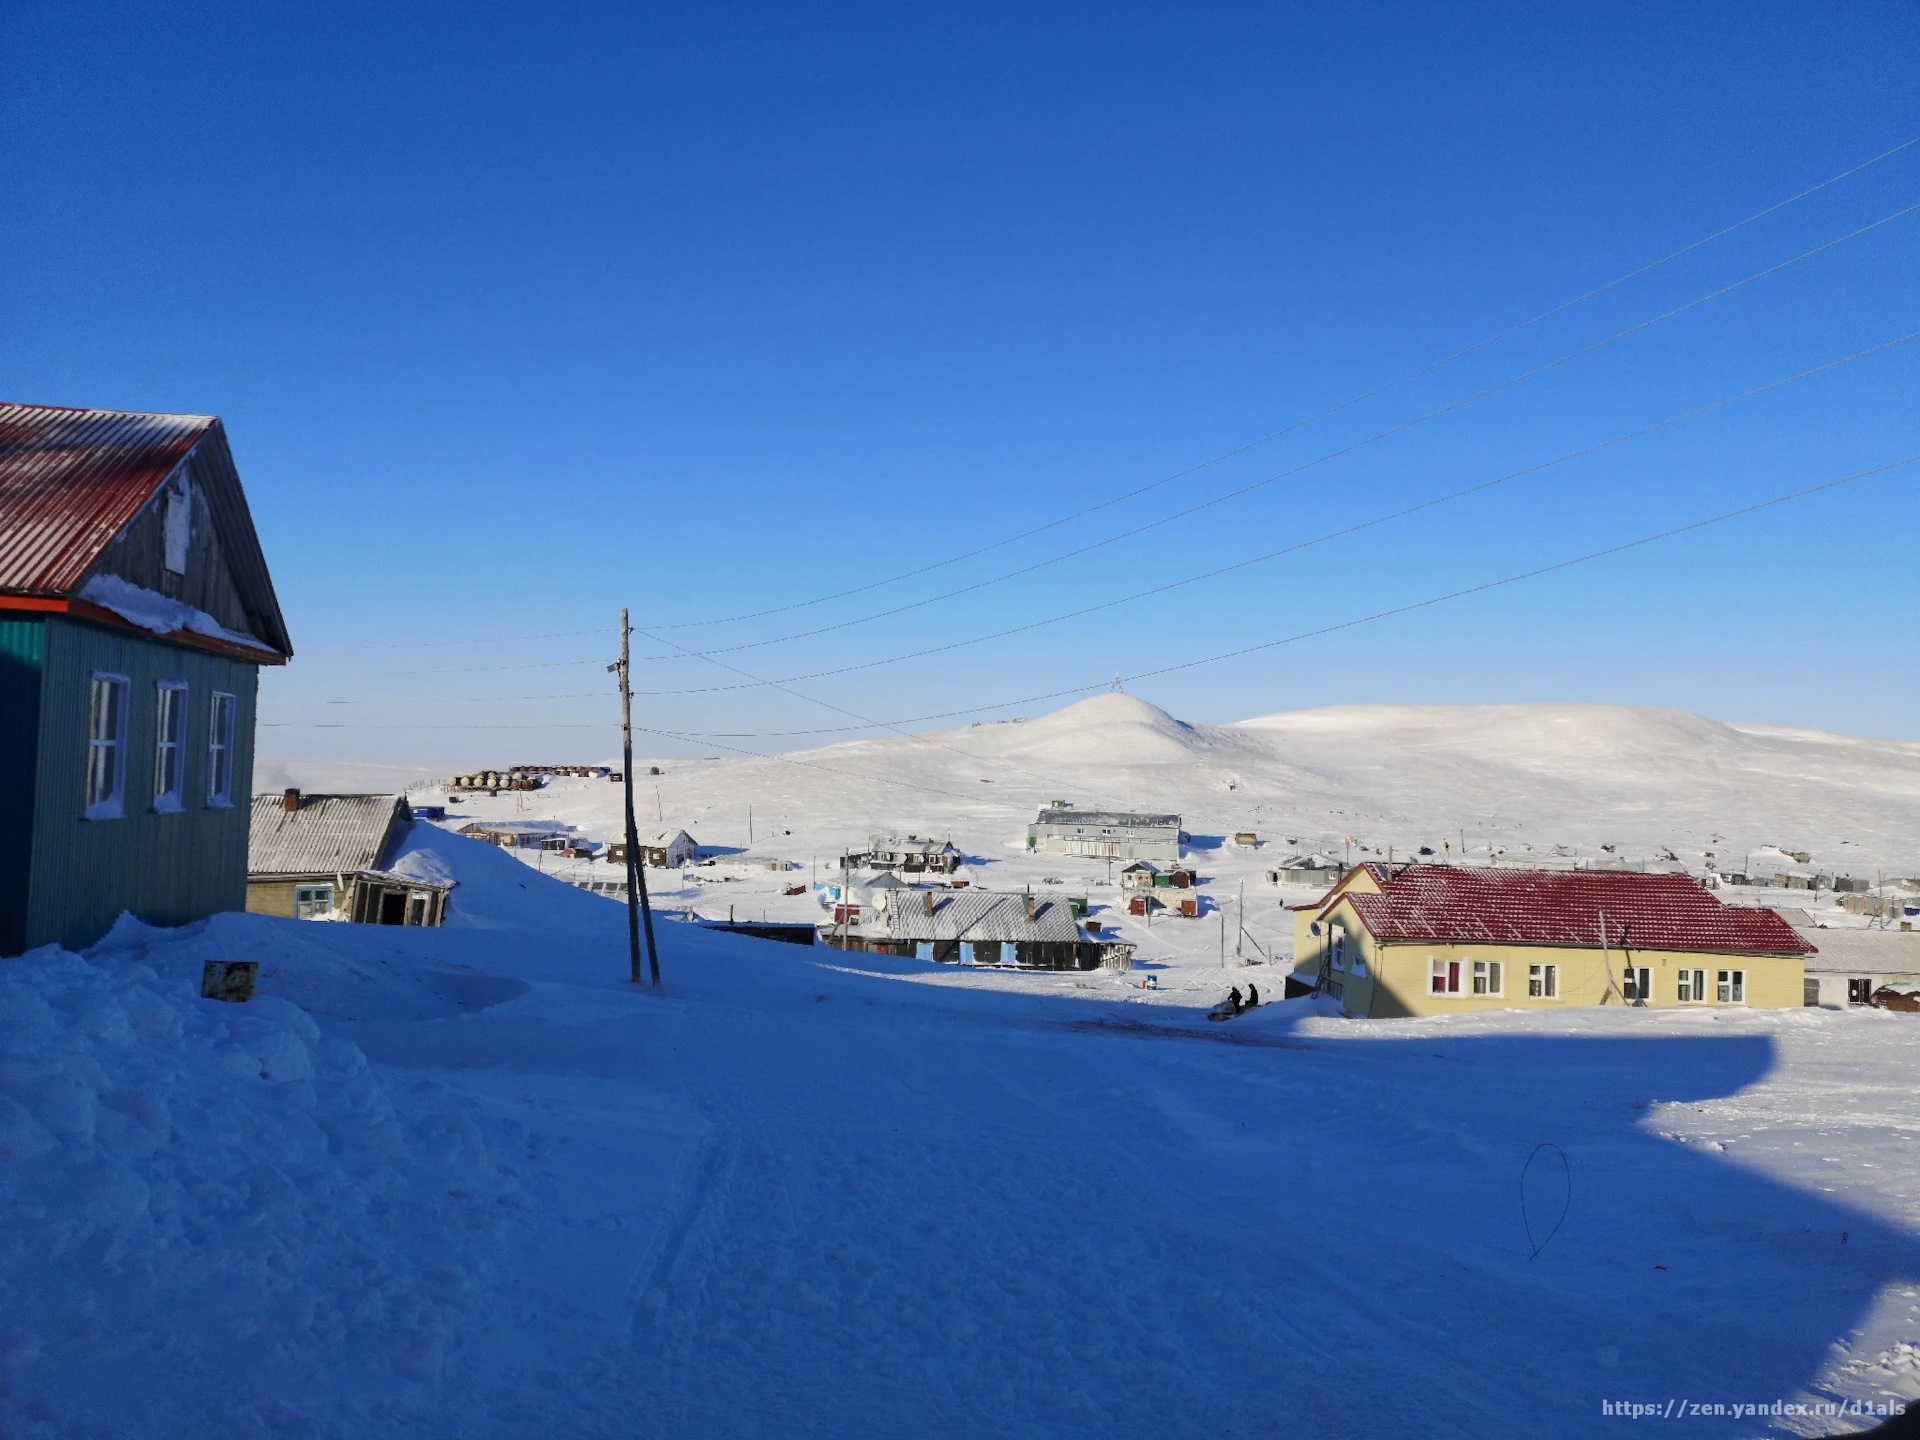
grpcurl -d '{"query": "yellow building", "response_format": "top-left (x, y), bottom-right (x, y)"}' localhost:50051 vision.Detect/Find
top-left (1290, 863), bottom-right (1811, 1018)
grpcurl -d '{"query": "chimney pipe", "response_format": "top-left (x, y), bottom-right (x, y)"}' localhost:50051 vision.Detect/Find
top-left (923, 889), bottom-right (934, 917)
top-left (1025, 892), bottom-right (1036, 922)
top-left (283, 788), bottom-right (301, 813)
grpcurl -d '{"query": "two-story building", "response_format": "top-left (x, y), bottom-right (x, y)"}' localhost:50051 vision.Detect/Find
top-left (1, 403), bottom-right (292, 955)
top-left (1027, 805), bottom-right (1184, 863)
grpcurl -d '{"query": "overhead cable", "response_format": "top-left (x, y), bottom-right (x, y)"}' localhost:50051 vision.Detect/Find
top-left (638, 136), bottom-right (1920, 633)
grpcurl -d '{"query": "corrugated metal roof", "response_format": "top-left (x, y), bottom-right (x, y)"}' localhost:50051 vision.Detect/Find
top-left (249, 794), bottom-right (409, 877)
top-left (0, 403), bottom-right (216, 595)
top-left (1031, 810), bottom-right (1181, 829)
top-left (1337, 865), bottom-right (1814, 956)
top-left (884, 890), bottom-right (1082, 944)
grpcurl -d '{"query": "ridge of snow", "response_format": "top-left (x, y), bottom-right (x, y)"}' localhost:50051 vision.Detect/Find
top-left (78, 573), bottom-right (271, 653)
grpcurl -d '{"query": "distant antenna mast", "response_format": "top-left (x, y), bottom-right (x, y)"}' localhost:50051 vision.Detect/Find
top-left (1111, 672), bottom-right (1124, 692)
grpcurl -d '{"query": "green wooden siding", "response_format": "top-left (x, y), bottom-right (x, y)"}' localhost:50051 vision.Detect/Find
top-left (19, 616), bottom-right (260, 954)
top-left (0, 618), bottom-right (47, 954)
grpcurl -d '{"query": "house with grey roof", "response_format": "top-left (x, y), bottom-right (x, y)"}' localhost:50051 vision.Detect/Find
top-left (247, 789), bottom-right (451, 926)
top-left (1027, 804), bottom-right (1184, 863)
top-left (824, 887), bottom-right (1133, 971)
top-left (1794, 924), bottom-right (1920, 1008)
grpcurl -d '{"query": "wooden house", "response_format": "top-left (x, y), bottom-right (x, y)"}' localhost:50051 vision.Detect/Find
top-left (246, 790), bottom-right (451, 926)
top-left (863, 833), bottom-right (963, 875)
top-left (607, 829), bottom-right (697, 868)
top-left (1, 404), bottom-right (293, 956)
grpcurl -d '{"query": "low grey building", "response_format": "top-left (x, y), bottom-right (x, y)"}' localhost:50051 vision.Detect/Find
top-left (1798, 926), bottom-right (1920, 1007)
top-left (1027, 805), bottom-right (1183, 863)
top-left (825, 888), bottom-right (1132, 971)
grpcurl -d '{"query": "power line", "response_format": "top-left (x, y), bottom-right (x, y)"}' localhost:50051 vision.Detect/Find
top-left (636, 135), bottom-right (1920, 633)
top-left (619, 198), bottom-right (1920, 661)
top-left (258, 456), bottom-right (1916, 739)
top-left (258, 323), bottom-right (1920, 712)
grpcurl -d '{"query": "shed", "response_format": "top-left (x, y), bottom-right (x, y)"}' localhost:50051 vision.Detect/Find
top-left (1, 403), bottom-right (293, 955)
top-left (246, 790), bottom-right (451, 926)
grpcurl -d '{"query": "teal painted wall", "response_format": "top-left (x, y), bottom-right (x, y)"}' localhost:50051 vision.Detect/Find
top-left (0, 618), bottom-right (47, 954)
top-left (20, 617), bottom-right (260, 954)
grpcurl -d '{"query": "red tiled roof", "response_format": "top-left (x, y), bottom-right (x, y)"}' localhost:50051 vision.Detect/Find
top-left (1337, 865), bottom-right (1814, 956)
top-left (0, 403), bottom-right (216, 595)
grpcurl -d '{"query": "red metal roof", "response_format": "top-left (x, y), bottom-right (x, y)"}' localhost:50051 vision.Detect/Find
top-left (0, 403), bottom-right (216, 595)
top-left (1336, 865), bottom-right (1814, 956)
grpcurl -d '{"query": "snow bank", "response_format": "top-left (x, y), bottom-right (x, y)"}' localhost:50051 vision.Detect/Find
top-left (0, 919), bottom-right (536, 1436)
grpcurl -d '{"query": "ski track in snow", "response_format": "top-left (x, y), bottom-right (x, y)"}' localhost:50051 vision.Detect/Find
top-left (5, 698), bottom-right (1919, 1435)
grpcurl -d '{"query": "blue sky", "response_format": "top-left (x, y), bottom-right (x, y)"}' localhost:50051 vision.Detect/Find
top-left (3, 1), bottom-right (1917, 763)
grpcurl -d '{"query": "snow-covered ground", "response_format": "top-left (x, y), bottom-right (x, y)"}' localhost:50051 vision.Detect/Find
top-left (352, 696), bottom-right (1920, 1003)
top-left (3, 820), bottom-right (1918, 1436)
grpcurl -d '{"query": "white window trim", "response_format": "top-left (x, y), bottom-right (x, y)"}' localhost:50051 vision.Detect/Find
top-left (206, 690), bottom-right (236, 808)
top-left (85, 672), bottom-right (131, 821)
top-left (1528, 962), bottom-right (1559, 999)
top-left (1471, 958), bottom-right (1504, 997)
top-left (152, 680), bottom-right (189, 814)
top-left (1677, 968), bottom-right (1708, 1004)
top-left (1716, 968), bottom-right (1747, 1005)
top-left (1429, 955), bottom-right (1463, 996)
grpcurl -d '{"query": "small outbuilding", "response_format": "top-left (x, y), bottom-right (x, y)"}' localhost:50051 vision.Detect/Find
top-left (247, 790), bottom-right (451, 926)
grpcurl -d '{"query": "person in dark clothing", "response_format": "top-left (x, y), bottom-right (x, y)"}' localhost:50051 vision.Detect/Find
top-left (1228, 986), bottom-right (1243, 1012)
top-left (1245, 984), bottom-right (1259, 1008)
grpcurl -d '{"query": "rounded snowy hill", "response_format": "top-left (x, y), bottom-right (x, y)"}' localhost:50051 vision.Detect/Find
top-left (381, 695), bottom-right (1920, 886)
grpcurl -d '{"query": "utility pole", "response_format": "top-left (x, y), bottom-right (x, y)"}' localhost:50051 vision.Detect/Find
top-left (611, 609), bottom-right (661, 987)
top-left (1236, 880), bottom-right (1245, 963)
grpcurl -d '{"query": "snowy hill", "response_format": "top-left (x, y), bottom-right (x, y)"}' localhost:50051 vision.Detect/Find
top-left (355, 697), bottom-right (1920, 994)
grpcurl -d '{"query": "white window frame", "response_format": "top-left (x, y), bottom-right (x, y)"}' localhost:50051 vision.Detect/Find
top-left (85, 672), bottom-right (130, 820)
top-left (1621, 966), bottom-right (1651, 1003)
top-left (206, 690), bottom-right (236, 807)
top-left (1717, 969), bottom-right (1746, 1004)
top-left (1329, 923), bottom-right (1347, 971)
top-left (1528, 963), bottom-right (1559, 998)
top-left (1471, 959), bottom-right (1503, 997)
top-left (1429, 956), bottom-right (1461, 995)
top-left (293, 883), bottom-right (335, 919)
top-left (1677, 968), bottom-right (1706, 1004)
top-left (152, 681), bottom-right (188, 813)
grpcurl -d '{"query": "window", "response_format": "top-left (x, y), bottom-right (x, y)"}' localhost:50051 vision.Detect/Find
top-left (1471, 959), bottom-right (1503, 996)
top-left (1621, 966), bottom-right (1650, 1003)
top-left (1848, 978), bottom-right (1873, 1005)
top-left (1717, 969), bottom-right (1746, 1004)
top-left (152, 682), bottom-right (187, 812)
top-left (1677, 969), bottom-right (1706, 1003)
top-left (293, 884), bottom-right (334, 919)
top-left (206, 691), bottom-right (236, 806)
top-left (1529, 963), bottom-right (1559, 998)
top-left (1429, 957), bottom-right (1461, 994)
top-left (85, 674), bottom-right (130, 819)
top-left (1330, 923), bottom-right (1347, 971)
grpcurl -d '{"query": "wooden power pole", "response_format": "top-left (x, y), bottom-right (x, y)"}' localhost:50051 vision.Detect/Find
top-left (612, 609), bottom-right (661, 987)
